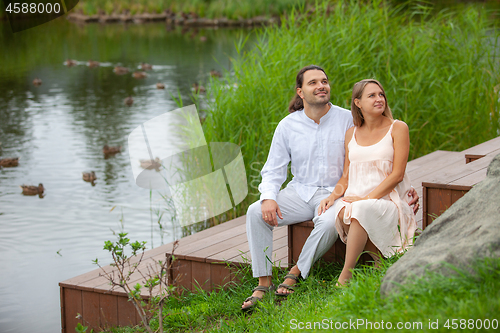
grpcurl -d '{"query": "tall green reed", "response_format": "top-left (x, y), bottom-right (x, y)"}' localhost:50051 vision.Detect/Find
top-left (202, 0), bottom-right (500, 210)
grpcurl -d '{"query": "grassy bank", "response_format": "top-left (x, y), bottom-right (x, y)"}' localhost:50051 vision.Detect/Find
top-left (110, 255), bottom-right (500, 332)
top-left (201, 0), bottom-right (500, 210)
top-left (71, 0), bottom-right (305, 18)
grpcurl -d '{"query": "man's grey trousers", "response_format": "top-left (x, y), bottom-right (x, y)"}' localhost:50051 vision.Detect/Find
top-left (246, 186), bottom-right (340, 279)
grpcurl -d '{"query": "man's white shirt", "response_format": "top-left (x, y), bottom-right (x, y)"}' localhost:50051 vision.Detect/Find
top-left (259, 103), bottom-right (354, 203)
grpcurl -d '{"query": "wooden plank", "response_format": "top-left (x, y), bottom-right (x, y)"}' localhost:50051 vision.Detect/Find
top-left (406, 150), bottom-right (458, 173)
top-left (465, 154), bottom-right (486, 163)
top-left (424, 187), bottom-right (452, 229)
top-left (272, 234), bottom-right (288, 250)
top-left (99, 294), bottom-right (118, 329)
top-left (82, 291), bottom-right (100, 332)
top-left (272, 246), bottom-right (288, 266)
top-left (287, 224), bottom-right (293, 267)
top-left (183, 226), bottom-right (248, 262)
top-left (60, 287), bottom-right (66, 333)
top-left (406, 151), bottom-right (464, 182)
top-left (59, 265), bottom-right (116, 290)
top-left (192, 261), bottom-right (211, 292)
top-left (88, 254), bottom-right (166, 296)
top-left (210, 263), bottom-right (233, 290)
top-left (420, 153), bottom-right (495, 185)
top-left (422, 182), bottom-right (472, 191)
top-left (63, 288), bottom-right (83, 333)
top-left (422, 186), bottom-right (429, 229)
top-left (461, 136), bottom-right (500, 155)
top-left (117, 296), bottom-right (138, 327)
top-left (290, 225), bottom-right (311, 263)
top-left (172, 223), bottom-right (247, 259)
top-left (202, 232), bottom-right (248, 263)
top-left (172, 259), bottom-right (192, 292)
top-left (209, 226), bottom-right (287, 263)
top-left (449, 168), bottom-right (488, 187)
top-left (115, 216), bottom-right (247, 264)
top-left (451, 189), bottom-right (467, 205)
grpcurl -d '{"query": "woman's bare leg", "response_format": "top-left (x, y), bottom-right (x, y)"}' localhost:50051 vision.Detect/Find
top-left (338, 207), bottom-right (350, 234)
top-left (338, 219), bottom-right (367, 285)
top-left (364, 238), bottom-right (382, 269)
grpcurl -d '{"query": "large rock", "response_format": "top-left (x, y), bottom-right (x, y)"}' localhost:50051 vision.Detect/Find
top-left (380, 153), bottom-right (500, 296)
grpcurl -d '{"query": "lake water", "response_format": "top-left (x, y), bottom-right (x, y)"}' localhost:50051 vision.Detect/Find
top-left (0, 17), bottom-right (256, 333)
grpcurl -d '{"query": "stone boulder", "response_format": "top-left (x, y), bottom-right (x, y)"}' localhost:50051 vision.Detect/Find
top-left (380, 153), bottom-right (500, 296)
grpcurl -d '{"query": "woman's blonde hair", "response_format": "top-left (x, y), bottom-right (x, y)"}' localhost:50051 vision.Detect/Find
top-left (351, 79), bottom-right (393, 127)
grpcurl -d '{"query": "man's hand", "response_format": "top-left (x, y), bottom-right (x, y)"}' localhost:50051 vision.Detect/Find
top-left (261, 199), bottom-right (283, 226)
top-left (408, 187), bottom-right (419, 214)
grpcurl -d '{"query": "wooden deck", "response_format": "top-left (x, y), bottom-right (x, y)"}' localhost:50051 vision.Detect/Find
top-left (59, 136), bottom-right (500, 332)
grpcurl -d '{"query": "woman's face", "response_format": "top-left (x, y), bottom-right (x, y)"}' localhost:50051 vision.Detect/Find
top-left (355, 83), bottom-right (386, 117)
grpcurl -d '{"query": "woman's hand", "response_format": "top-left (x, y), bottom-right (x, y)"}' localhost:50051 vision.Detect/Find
top-left (317, 196), bottom-right (336, 215)
top-left (342, 195), bottom-right (367, 203)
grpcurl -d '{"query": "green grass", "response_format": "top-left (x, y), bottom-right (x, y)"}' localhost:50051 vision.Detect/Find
top-left (69, 0), bottom-right (305, 18)
top-left (201, 0), bottom-right (500, 214)
top-left (111, 255), bottom-right (500, 332)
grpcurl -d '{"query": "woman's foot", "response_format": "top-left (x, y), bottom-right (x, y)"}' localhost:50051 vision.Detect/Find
top-left (337, 268), bottom-right (352, 286)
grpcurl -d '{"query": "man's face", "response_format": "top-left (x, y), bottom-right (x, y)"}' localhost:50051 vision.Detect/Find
top-left (297, 70), bottom-right (330, 108)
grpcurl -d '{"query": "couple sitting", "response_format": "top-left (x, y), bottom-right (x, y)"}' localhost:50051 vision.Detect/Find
top-left (242, 65), bottom-right (418, 311)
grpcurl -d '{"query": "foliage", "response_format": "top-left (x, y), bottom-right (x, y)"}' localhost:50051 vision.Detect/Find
top-left (93, 232), bottom-right (178, 333)
top-left (202, 0), bottom-right (500, 211)
top-left (110, 255), bottom-right (500, 332)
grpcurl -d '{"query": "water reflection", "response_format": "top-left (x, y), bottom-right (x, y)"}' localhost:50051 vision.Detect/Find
top-left (0, 17), bottom-right (256, 333)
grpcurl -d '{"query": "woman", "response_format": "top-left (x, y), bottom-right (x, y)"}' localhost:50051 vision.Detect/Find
top-left (318, 79), bottom-right (416, 285)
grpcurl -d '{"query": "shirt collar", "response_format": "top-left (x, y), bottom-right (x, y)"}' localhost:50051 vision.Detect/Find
top-left (299, 102), bottom-right (334, 125)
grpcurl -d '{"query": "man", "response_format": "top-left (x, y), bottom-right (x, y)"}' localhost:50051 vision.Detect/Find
top-left (241, 65), bottom-right (418, 311)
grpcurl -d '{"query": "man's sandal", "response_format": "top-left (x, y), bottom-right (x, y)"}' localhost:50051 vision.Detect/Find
top-left (241, 284), bottom-right (275, 312)
top-left (275, 273), bottom-right (299, 297)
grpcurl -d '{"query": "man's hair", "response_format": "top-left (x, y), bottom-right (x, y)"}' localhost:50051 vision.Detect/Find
top-left (288, 65), bottom-right (328, 113)
top-left (351, 79), bottom-right (393, 127)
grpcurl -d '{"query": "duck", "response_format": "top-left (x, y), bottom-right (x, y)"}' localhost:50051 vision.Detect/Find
top-left (132, 71), bottom-right (147, 79)
top-left (82, 171), bottom-right (97, 182)
top-left (20, 183), bottom-right (44, 196)
top-left (33, 77), bottom-right (42, 86)
top-left (141, 62), bottom-right (153, 71)
top-left (156, 82), bottom-right (165, 89)
top-left (210, 70), bottom-right (222, 78)
top-left (0, 157), bottom-right (19, 167)
top-left (88, 60), bottom-right (100, 68)
top-left (140, 157), bottom-right (161, 171)
top-left (64, 59), bottom-right (77, 67)
top-left (103, 145), bottom-right (122, 155)
top-left (124, 96), bottom-right (134, 106)
top-left (192, 82), bottom-right (206, 93)
top-left (114, 66), bottom-right (129, 75)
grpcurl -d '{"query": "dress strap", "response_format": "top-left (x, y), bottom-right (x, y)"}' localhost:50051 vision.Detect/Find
top-left (350, 126), bottom-right (358, 145)
top-left (388, 119), bottom-right (398, 135)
